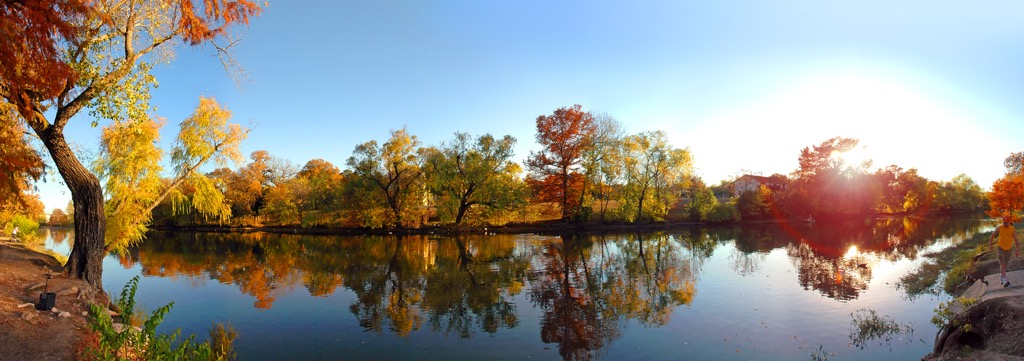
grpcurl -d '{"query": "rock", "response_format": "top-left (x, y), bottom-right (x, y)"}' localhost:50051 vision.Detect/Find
top-left (24, 282), bottom-right (45, 293)
top-left (77, 287), bottom-right (94, 300)
top-left (58, 311), bottom-right (70, 318)
top-left (56, 286), bottom-right (78, 296)
top-left (17, 303), bottom-right (34, 309)
top-left (930, 295), bottom-right (1024, 359)
top-left (50, 308), bottom-right (59, 313)
top-left (20, 311), bottom-right (35, 321)
top-left (82, 311), bottom-right (88, 316)
top-left (112, 323), bottom-right (125, 333)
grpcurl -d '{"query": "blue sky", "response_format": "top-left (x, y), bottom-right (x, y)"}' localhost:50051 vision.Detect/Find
top-left (38, 0), bottom-right (1024, 211)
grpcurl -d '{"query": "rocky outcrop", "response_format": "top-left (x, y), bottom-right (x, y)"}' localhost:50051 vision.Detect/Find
top-left (929, 295), bottom-right (1024, 360)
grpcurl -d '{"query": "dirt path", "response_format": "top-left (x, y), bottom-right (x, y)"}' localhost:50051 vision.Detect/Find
top-left (0, 237), bottom-right (106, 360)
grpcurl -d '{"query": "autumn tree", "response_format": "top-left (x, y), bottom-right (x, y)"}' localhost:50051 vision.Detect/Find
top-left (987, 152), bottom-right (1024, 221)
top-left (618, 131), bottom-right (693, 222)
top-left (579, 113), bottom-right (624, 221)
top-left (94, 97), bottom-right (246, 250)
top-left (0, 106), bottom-right (43, 210)
top-left (49, 208), bottom-right (70, 226)
top-left (0, 0), bottom-right (261, 289)
top-left (262, 159), bottom-right (343, 227)
top-left (526, 105), bottom-right (597, 220)
top-left (422, 133), bottom-right (527, 227)
top-left (785, 137), bottom-right (878, 218)
top-left (347, 128), bottom-right (425, 228)
top-left (295, 159), bottom-right (345, 225)
top-left (1005, 152), bottom-right (1024, 175)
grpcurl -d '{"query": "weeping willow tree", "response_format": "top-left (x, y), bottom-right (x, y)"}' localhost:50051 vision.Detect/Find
top-left (94, 97), bottom-right (245, 252)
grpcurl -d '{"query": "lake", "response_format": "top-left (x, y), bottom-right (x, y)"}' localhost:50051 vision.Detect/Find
top-left (42, 217), bottom-right (987, 360)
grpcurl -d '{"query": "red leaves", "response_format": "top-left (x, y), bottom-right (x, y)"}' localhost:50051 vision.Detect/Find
top-left (178, 0), bottom-right (262, 45)
top-left (526, 105), bottom-right (596, 219)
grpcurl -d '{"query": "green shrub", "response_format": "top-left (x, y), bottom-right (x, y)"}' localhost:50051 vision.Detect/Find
top-left (81, 276), bottom-right (237, 361)
top-left (705, 203), bottom-right (739, 223)
top-left (7, 214), bottom-right (39, 240)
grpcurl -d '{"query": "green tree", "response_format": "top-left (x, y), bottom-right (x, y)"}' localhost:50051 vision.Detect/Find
top-left (347, 128), bottom-right (425, 228)
top-left (618, 131), bottom-right (693, 222)
top-left (737, 185), bottom-right (771, 219)
top-left (580, 113), bottom-right (624, 221)
top-left (931, 174), bottom-right (985, 214)
top-left (422, 133), bottom-right (527, 227)
top-left (687, 187), bottom-right (718, 221)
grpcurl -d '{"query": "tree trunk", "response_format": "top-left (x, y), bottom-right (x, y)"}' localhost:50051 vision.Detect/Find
top-left (40, 128), bottom-right (106, 292)
top-left (561, 166), bottom-right (570, 220)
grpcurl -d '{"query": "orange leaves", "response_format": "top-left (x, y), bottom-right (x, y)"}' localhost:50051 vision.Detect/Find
top-left (987, 174), bottom-right (1024, 222)
top-left (0, 108), bottom-right (43, 205)
top-left (177, 0), bottom-right (262, 45)
top-left (0, 0), bottom-right (88, 99)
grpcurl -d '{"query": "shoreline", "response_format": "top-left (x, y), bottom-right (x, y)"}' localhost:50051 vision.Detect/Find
top-left (146, 212), bottom-right (984, 237)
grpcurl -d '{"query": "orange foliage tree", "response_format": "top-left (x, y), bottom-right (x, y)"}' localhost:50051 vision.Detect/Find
top-left (526, 105), bottom-right (596, 220)
top-left (988, 159), bottom-right (1024, 222)
top-left (0, 0), bottom-right (261, 290)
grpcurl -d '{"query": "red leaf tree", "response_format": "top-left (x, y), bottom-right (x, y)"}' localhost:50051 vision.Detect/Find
top-left (526, 105), bottom-right (596, 220)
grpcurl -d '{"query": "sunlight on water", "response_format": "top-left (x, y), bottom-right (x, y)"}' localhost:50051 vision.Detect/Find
top-left (42, 217), bottom-right (985, 360)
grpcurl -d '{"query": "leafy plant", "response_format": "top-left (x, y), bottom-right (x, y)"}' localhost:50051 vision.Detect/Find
top-left (81, 276), bottom-right (236, 361)
top-left (931, 296), bottom-right (979, 333)
top-left (809, 345), bottom-right (831, 361)
top-left (848, 308), bottom-right (914, 350)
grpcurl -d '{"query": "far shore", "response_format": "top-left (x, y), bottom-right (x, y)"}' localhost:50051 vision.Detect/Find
top-left (142, 212), bottom-right (986, 237)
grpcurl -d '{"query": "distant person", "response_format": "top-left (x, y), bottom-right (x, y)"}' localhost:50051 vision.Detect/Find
top-left (989, 218), bottom-right (1020, 287)
top-left (11, 225), bottom-right (18, 241)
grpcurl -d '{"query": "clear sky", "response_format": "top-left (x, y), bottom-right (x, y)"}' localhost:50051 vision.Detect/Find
top-left (36, 0), bottom-right (1024, 212)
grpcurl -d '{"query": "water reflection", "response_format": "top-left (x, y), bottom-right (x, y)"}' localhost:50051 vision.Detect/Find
top-left (102, 216), bottom-right (984, 360)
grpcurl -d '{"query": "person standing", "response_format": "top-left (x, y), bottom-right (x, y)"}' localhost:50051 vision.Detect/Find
top-left (11, 225), bottom-right (17, 241)
top-left (989, 218), bottom-right (1020, 287)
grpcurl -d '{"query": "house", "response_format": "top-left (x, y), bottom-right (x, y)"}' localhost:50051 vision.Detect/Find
top-left (730, 174), bottom-right (786, 197)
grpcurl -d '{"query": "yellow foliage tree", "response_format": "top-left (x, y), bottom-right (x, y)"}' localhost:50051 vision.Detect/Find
top-left (95, 97), bottom-right (246, 251)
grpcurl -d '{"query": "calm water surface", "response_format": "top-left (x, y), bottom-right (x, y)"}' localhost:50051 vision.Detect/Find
top-left (43, 217), bottom-right (986, 360)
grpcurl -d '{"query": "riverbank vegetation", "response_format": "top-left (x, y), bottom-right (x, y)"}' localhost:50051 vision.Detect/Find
top-left (147, 128), bottom-right (993, 237)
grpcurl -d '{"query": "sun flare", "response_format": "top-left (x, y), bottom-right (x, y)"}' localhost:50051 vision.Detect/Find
top-left (843, 245), bottom-right (859, 260)
top-left (834, 145), bottom-right (872, 169)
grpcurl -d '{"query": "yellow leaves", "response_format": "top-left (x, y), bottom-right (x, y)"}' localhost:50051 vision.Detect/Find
top-left (96, 96), bottom-right (245, 250)
top-left (172, 97), bottom-right (248, 172)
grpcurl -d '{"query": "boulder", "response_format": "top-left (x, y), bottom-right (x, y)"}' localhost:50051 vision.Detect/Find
top-left (928, 295), bottom-right (1024, 359)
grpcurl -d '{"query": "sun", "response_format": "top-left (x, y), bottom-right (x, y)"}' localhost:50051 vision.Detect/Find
top-left (834, 145), bottom-right (872, 169)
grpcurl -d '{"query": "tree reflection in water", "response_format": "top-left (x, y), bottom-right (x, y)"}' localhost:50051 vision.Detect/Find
top-left (110, 216), bottom-right (984, 360)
